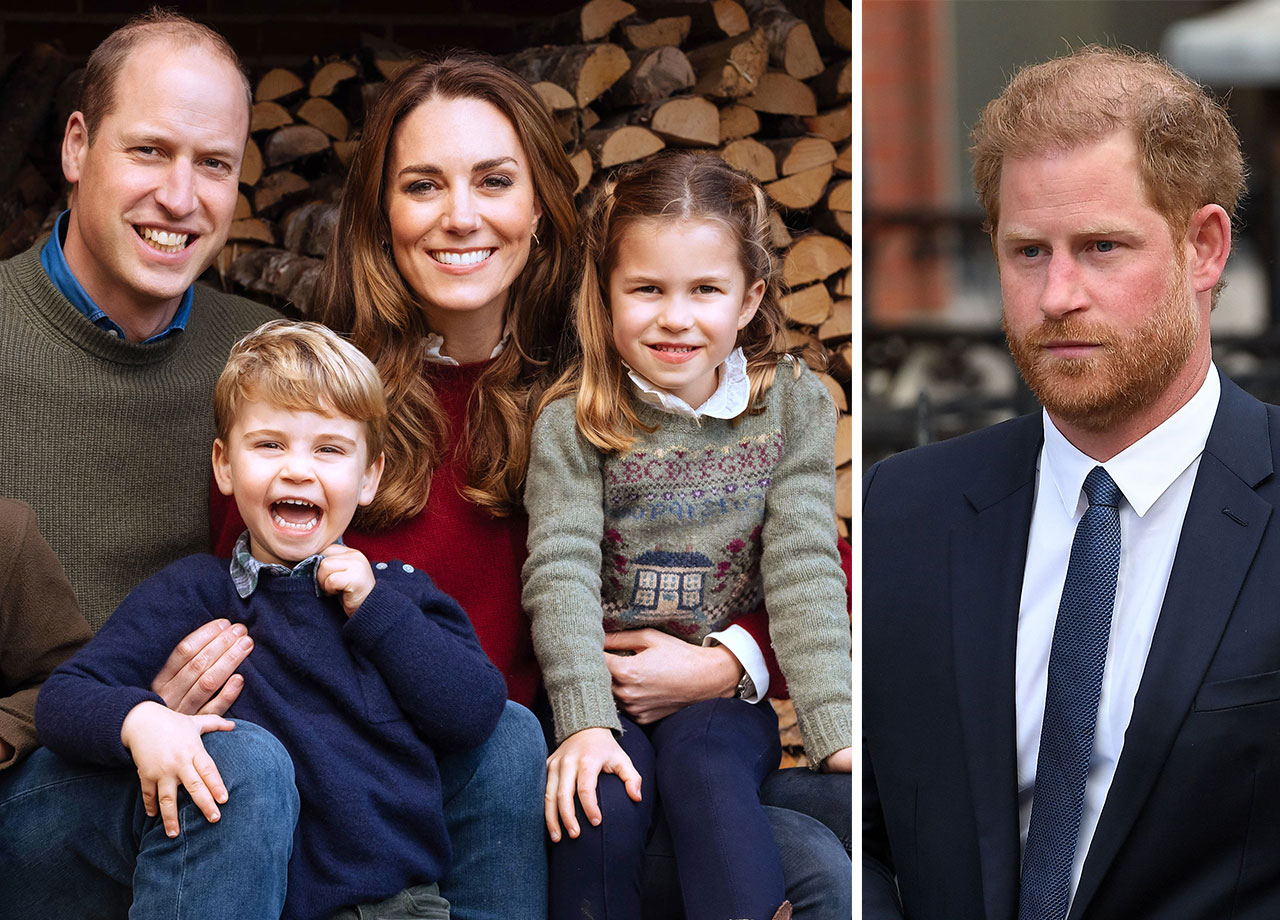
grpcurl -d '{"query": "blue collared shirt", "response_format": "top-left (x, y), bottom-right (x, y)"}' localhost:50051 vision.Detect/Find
top-left (40, 210), bottom-right (193, 344)
top-left (229, 531), bottom-right (324, 599)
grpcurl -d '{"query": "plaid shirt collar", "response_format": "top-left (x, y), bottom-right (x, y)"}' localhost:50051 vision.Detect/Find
top-left (229, 531), bottom-right (324, 599)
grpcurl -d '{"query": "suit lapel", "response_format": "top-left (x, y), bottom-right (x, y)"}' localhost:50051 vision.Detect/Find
top-left (1070, 375), bottom-right (1274, 918)
top-left (952, 414), bottom-right (1043, 920)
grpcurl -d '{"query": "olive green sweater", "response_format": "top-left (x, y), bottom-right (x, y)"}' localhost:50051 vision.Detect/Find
top-left (523, 359), bottom-right (852, 765)
top-left (0, 241), bottom-right (279, 630)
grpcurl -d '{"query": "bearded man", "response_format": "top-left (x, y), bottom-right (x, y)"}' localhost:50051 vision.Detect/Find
top-left (863, 45), bottom-right (1280, 920)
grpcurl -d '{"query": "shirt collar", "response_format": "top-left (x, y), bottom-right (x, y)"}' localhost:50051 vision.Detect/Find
top-left (627, 347), bottom-right (751, 422)
top-left (1042, 363), bottom-right (1221, 519)
top-left (40, 210), bottom-right (193, 344)
top-left (229, 530), bottom-right (325, 599)
top-left (422, 322), bottom-right (511, 366)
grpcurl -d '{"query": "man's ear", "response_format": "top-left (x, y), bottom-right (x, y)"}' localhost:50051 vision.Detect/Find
top-left (1186, 203), bottom-right (1232, 296)
top-left (359, 452), bottom-right (385, 506)
top-left (212, 439), bottom-right (235, 497)
top-left (62, 112), bottom-right (89, 186)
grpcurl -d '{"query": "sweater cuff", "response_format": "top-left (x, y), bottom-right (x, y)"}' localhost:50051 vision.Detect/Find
top-left (99, 688), bottom-right (167, 766)
top-left (548, 682), bottom-right (622, 745)
top-left (795, 698), bottom-right (852, 768)
top-left (343, 582), bottom-right (409, 652)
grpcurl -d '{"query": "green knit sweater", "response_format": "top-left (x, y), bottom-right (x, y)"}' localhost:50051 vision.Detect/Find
top-left (523, 359), bottom-right (852, 765)
top-left (0, 241), bottom-right (279, 630)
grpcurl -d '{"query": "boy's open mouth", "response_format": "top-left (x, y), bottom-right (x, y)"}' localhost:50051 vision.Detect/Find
top-left (136, 226), bottom-right (195, 255)
top-left (271, 499), bottom-right (321, 532)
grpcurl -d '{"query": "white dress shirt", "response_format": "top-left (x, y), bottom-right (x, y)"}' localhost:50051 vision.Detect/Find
top-left (1016, 365), bottom-right (1220, 906)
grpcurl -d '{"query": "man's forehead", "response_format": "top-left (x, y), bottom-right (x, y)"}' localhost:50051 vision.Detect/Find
top-left (110, 36), bottom-right (249, 123)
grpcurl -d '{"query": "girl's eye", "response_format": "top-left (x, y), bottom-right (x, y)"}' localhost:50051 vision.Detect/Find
top-left (635, 285), bottom-right (660, 294)
top-left (696, 284), bottom-right (721, 295)
top-left (317, 445), bottom-right (343, 455)
top-left (257, 441), bottom-right (281, 451)
top-left (407, 179), bottom-right (438, 194)
top-left (482, 175), bottom-right (514, 190)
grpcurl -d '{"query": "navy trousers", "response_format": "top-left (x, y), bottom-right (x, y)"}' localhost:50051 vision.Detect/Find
top-left (548, 698), bottom-right (786, 920)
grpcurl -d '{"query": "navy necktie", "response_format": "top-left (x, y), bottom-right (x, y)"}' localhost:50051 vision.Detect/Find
top-left (1018, 466), bottom-right (1123, 920)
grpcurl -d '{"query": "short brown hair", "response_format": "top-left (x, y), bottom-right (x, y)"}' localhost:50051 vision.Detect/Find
top-left (80, 7), bottom-right (251, 140)
top-left (971, 45), bottom-right (1245, 242)
top-left (215, 320), bottom-right (388, 466)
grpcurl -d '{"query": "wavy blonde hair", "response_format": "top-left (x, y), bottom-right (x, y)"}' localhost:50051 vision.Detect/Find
top-left (544, 151), bottom-right (791, 453)
top-left (318, 52), bottom-right (578, 529)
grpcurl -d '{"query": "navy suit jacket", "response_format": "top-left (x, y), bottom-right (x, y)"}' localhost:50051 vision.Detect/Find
top-left (863, 372), bottom-right (1280, 919)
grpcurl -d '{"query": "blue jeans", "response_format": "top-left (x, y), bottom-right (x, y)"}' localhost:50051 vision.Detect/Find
top-left (0, 720), bottom-right (298, 920)
top-left (437, 700), bottom-right (548, 920)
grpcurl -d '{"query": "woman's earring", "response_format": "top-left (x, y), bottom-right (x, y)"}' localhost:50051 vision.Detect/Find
top-left (531, 228), bottom-right (541, 246)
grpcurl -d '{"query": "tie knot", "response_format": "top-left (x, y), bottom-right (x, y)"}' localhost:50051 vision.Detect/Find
top-left (1083, 466), bottom-right (1121, 508)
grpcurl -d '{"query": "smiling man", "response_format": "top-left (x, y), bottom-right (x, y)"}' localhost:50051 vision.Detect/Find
top-left (0, 11), bottom-right (294, 919)
top-left (0, 10), bottom-right (277, 632)
top-left (863, 46), bottom-right (1280, 919)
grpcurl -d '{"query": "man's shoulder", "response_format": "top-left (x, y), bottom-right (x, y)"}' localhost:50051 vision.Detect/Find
top-left (864, 412), bottom-right (1042, 510)
top-left (189, 283), bottom-right (281, 337)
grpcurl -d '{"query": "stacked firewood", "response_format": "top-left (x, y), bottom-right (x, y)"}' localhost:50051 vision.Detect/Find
top-left (216, 2), bottom-right (850, 771)
top-left (220, 0), bottom-right (852, 525)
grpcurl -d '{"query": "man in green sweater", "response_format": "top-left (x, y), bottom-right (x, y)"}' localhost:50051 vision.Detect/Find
top-left (0, 11), bottom-right (298, 918)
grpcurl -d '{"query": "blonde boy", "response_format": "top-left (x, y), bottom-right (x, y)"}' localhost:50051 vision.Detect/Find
top-left (37, 320), bottom-right (507, 920)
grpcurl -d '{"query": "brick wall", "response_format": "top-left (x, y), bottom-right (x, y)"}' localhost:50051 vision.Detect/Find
top-left (863, 0), bottom-right (953, 322)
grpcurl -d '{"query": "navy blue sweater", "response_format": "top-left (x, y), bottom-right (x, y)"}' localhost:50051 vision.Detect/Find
top-left (36, 554), bottom-right (507, 920)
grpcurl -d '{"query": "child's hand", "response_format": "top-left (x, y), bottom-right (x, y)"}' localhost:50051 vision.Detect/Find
top-left (821, 746), bottom-right (852, 773)
top-left (120, 701), bottom-right (234, 838)
top-left (317, 544), bottom-right (376, 616)
top-left (544, 727), bottom-right (642, 843)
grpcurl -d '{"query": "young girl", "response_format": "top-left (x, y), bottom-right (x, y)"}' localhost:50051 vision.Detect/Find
top-left (522, 151), bottom-right (852, 920)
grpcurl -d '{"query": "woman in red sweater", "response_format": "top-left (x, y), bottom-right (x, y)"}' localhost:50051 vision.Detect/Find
top-left (216, 53), bottom-right (848, 920)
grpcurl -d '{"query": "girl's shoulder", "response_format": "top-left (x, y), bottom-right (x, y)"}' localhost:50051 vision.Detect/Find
top-left (763, 355), bottom-right (837, 420)
top-left (533, 392), bottom-right (578, 434)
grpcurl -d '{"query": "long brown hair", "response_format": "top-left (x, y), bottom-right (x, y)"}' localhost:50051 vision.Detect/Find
top-left (318, 52), bottom-right (577, 528)
top-left (544, 151), bottom-right (790, 453)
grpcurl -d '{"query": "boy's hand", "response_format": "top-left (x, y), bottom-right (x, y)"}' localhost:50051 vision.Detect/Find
top-left (120, 701), bottom-right (234, 838)
top-left (544, 727), bottom-right (642, 843)
top-left (152, 619), bottom-right (253, 716)
top-left (317, 544), bottom-right (376, 616)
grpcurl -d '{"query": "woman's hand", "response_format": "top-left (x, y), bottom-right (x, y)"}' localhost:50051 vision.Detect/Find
top-left (544, 727), bottom-right (642, 843)
top-left (604, 628), bottom-right (742, 724)
top-left (150, 619), bottom-right (252, 716)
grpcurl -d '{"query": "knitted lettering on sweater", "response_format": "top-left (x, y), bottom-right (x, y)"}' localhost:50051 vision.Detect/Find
top-left (523, 359), bottom-right (852, 764)
top-left (212, 360), bottom-right (541, 705)
top-left (36, 554), bottom-right (507, 920)
top-left (0, 240), bottom-right (279, 630)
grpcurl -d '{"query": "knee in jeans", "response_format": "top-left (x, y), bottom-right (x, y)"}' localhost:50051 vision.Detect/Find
top-left (203, 721), bottom-right (298, 818)
top-left (481, 701), bottom-right (546, 793)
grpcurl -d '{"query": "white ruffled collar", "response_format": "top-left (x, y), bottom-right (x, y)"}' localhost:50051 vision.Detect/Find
top-left (422, 323), bottom-right (511, 366)
top-left (627, 347), bottom-right (750, 422)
